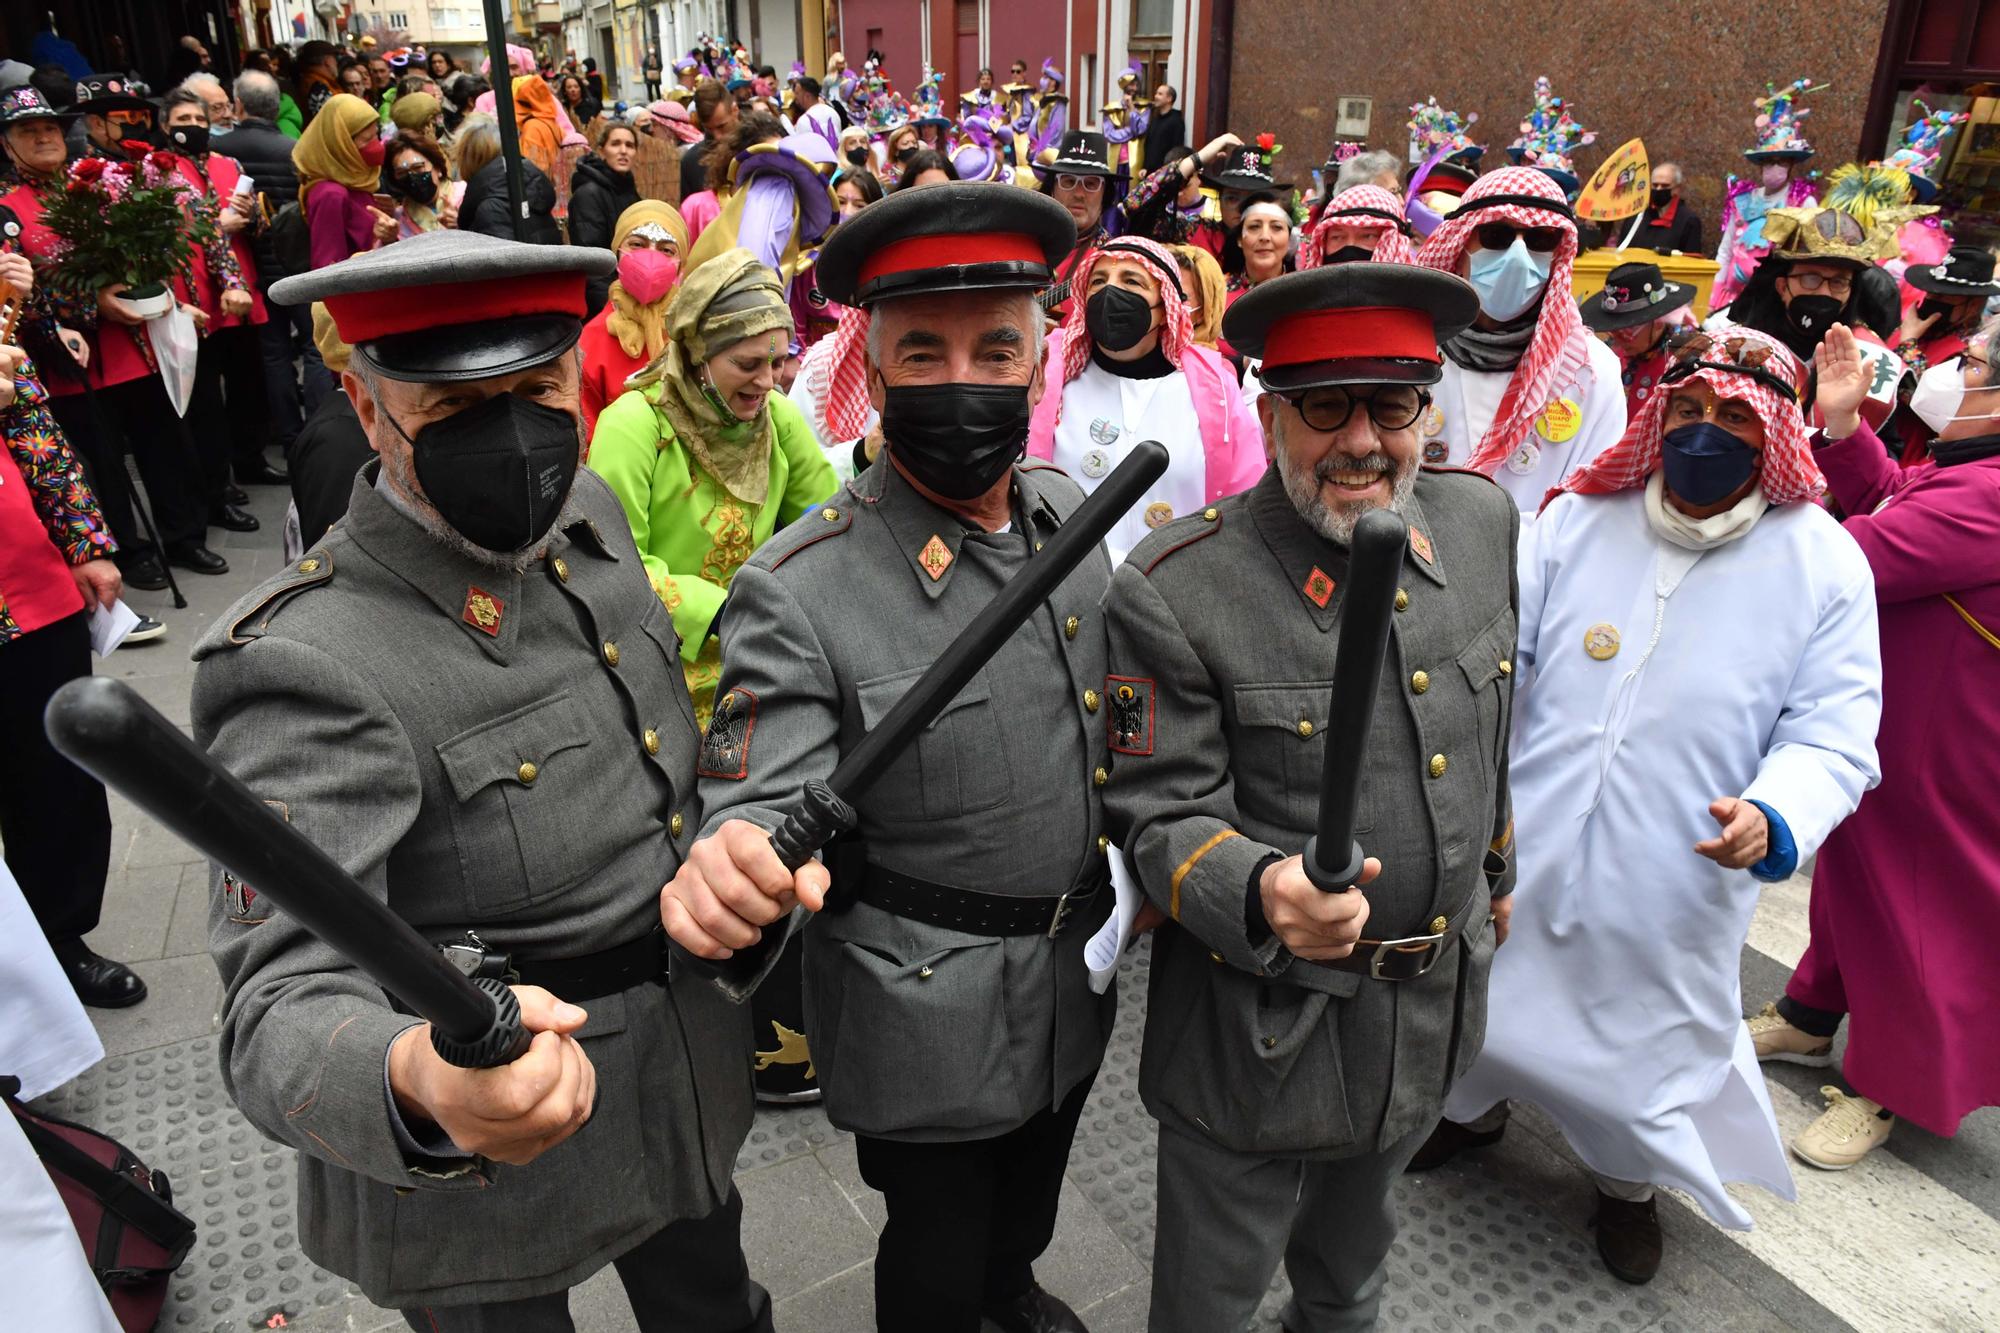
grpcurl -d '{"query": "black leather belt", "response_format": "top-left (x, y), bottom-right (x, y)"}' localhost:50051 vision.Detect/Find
top-left (861, 865), bottom-right (1103, 938)
top-left (508, 926), bottom-right (673, 1000)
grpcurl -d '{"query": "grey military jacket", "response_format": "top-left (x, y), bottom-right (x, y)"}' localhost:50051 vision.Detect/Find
top-left (1102, 466), bottom-right (1519, 1160)
top-left (191, 467), bottom-right (749, 1308)
top-left (700, 457), bottom-right (1117, 1143)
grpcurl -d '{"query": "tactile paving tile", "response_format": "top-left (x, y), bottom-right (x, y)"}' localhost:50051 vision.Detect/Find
top-left (734, 1098), bottom-right (847, 1172)
top-left (32, 1035), bottom-right (370, 1333)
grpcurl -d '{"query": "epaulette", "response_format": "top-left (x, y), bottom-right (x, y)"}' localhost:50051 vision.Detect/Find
top-left (766, 500), bottom-right (853, 571)
top-left (1139, 505), bottom-right (1224, 575)
top-left (224, 551), bottom-right (337, 647)
top-left (1018, 457), bottom-right (1071, 477)
top-left (1419, 463), bottom-right (1504, 487)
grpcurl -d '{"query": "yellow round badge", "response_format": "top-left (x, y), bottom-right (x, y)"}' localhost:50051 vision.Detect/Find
top-left (1538, 397), bottom-right (1582, 443)
top-left (1144, 501), bottom-right (1175, 528)
top-left (1583, 623), bottom-right (1621, 660)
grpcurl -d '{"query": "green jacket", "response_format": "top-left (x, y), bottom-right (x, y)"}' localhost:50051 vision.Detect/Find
top-left (277, 92), bottom-right (302, 139)
top-left (588, 382), bottom-right (838, 666)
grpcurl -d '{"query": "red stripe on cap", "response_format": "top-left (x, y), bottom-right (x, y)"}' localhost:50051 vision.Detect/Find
top-left (323, 270), bottom-right (586, 345)
top-left (1263, 306), bottom-right (1440, 368)
top-left (857, 232), bottom-right (1046, 285)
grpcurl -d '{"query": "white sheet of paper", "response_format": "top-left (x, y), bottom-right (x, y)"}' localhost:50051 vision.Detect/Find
top-left (1084, 843), bottom-right (1144, 994)
top-left (88, 598), bottom-right (140, 656)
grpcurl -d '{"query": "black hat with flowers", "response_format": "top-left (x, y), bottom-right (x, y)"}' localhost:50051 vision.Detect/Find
top-left (70, 74), bottom-right (151, 116)
top-left (1205, 134), bottom-right (1292, 191)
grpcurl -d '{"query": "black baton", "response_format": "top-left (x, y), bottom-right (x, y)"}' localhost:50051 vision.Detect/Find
top-left (45, 677), bottom-right (532, 1069)
top-left (710, 441), bottom-right (1170, 998)
top-left (1302, 507), bottom-right (1410, 893)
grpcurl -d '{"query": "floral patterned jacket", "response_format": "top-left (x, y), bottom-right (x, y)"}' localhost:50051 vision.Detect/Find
top-left (0, 356), bottom-right (116, 641)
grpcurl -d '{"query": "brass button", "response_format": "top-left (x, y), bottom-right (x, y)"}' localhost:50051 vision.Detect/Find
top-left (552, 557), bottom-right (569, 583)
top-left (1499, 658), bottom-right (1513, 675)
top-left (1202, 506), bottom-right (1219, 522)
top-left (1262, 1035), bottom-right (1278, 1049)
top-left (643, 728), bottom-right (660, 756)
top-left (821, 507), bottom-right (840, 521)
top-left (517, 761), bottom-right (539, 784)
top-left (1083, 689), bottom-right (1100, 713)
top-left (1296, 719), bottom-right (1314, 738)
top-left (720, 692), bottom-right (736, 710)
top-left (1209, 951), bottom-right (1224, 963)
top-left (602, 640), bottom-right (620, 667)
top-left (1394, 587), bottom-right (1409, 612)
top-left (1429, 753), bottom-right (1448, 779)
top-left (1430, 915), bottom-right (1449, 934)
top-left (1096, 834), bottom-right (1110, 854)
top-left (918, 964), bottom-right (934, 980)
top-left (1411, 669), bottom-right (1430, 694)
top-left (1093, 766), bottom-right (1109, 787)
top-left (670, 812), bottom-right (685, 837)
top-left (297, 558), bottom-right (320, 574)
top-left (1065, 615), bottom-right (1080, 639)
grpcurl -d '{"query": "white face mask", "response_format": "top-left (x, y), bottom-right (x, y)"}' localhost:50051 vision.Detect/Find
top-left (1908, 356), bottom-right (2000, 435)
top-left (1465, 238), bottom-right (1553, 322)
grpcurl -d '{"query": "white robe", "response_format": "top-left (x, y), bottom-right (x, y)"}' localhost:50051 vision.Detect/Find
top-left (1051, 361), bottom-right (1204, 565)
top-left (1423, 336), bottom-right (1626, 515)
top-left (1445, 486), bottom-right (1883, 1228)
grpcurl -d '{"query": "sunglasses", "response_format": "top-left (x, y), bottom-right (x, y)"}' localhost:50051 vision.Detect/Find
top-left (1472, 222), bottom-right (1563, 253)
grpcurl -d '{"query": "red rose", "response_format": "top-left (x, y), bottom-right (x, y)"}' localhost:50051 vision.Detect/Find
top-left (147, 150), bottom-right (178, 172)
top-left (70, 157), bottom-right (106, 181)
top-left (1257, 132), bottom-right (1276, 151)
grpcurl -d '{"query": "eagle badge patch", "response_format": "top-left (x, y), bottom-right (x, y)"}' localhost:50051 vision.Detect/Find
top-left (698, 689), bottom-right (758, 779)
top-left (1106, 676), bottom-right (1155, 756)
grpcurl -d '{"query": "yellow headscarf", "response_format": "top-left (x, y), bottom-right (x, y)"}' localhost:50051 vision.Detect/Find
top-left (292, 93), bottom-right (382, 208)
top-left (390, 92), bottom-right (440, 135)
top-left (631, 248), bottom-right (791, 505)
top-left (607, 200), bottom-right (690, 362)
top-left (310, 302), bottom-right (352, 373)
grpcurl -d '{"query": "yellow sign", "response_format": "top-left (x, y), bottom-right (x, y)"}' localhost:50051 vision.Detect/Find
top-left (1575, 138), bottom-right (1650, 223)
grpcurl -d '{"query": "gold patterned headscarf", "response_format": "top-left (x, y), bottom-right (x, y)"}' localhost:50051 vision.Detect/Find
top-left (606, 200), bottom-right (690, 362)
top-left (632, 247), bottom-right (792, 504)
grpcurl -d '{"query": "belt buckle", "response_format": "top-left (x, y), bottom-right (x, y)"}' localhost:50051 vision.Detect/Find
top-left (1368, 933), bottom-right (1444, 981)
top-left (1046, 889), bottom-right (1076, 939)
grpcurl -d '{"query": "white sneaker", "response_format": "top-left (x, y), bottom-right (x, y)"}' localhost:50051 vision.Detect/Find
top-left (1791, 1087), bottom-right (1893, 1170)
top-left (124, 615), bottom-right (168, 644)
top-left (1746, 1002), bottom-right (1833, 1066)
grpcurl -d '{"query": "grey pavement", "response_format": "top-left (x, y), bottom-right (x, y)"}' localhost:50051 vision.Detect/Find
top-left (24, 479), bottom-right (2000, 1332)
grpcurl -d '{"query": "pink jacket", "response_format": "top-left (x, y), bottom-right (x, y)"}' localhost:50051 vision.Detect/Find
top-left (1027, 329), bottom-right (1267, 503)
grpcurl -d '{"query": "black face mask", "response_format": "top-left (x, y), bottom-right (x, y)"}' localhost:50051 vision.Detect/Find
top-left (1084, 286), bottom-right (1159, 352)
top-left (896, 145), bottom-right (917, 164)
top-left (1783, 292), bottom-right (1844, 338)
top-left (1661, 422), bottom-right (1759, 507)
top-left (397, 170), bottom-right (438, 205)
top-left (1326, 244), bottom-right (1374, 265)
top-left (390, 391), bottom-right (581, 552)
top-left (879, 381), bottom-right (1031, 500)
top-left (1649, 185), bottom-right (1673, 209)
top-left (1916, 295), bottom-right (1953, 324)
top-left (167, 124), bottom-right (208, 156)
top-left (844, 145), bottom-right (867, 166)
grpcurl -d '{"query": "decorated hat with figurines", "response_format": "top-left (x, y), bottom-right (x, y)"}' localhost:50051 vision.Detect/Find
top-left (1744, 78), bottom-right (1825, 162)
top-left (1408, 96), bottom-right (1482, 164)
top-left (1505, 76), bottom-right (1595, 193)
top-left (913, 63), bottom-right (951, 128)
top-left (1883, 98), bottom-right (1969, 202)
top-left (1206, 132), bottom-right (1290, 191)
top-left (1763, 186), bottom-right (1935, 269)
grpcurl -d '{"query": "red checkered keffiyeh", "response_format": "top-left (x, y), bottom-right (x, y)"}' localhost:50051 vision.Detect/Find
top-left (1415, 166), bottom-right (1589, 476)
top-left (1549, 324), bottom-right (1824, 509)
top-left (1054, 236), bottom-right (1194, 424)
top-left (816, 302), bottom-right (874, 442)
top-left (1301, 185), bottom-right (1415, 269)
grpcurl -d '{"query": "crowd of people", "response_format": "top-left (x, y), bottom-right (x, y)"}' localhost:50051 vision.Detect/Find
top-left (0, 26), bottom-right (1995, 1333)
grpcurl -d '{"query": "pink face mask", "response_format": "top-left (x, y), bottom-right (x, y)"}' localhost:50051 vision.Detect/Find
top-left (618, 248), bottom-right (680, 305)
top-left (1760, 162), bottom-right (1790, 191)
top-left (358, 137), bottom-right (387, 167)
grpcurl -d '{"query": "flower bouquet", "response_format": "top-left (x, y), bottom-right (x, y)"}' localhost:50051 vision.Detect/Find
top-left (38, 152), bottom-right (213, 318)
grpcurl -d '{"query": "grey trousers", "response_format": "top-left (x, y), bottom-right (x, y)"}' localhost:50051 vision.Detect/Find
top-left (1148, 1121), bottom-right (1430, 1333)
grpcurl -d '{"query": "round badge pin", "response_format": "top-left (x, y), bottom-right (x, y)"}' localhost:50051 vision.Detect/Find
top-left (1583, 623), bottom-right (1621, 660)
top-left (1143, 501), bottom-right (1175, 528)
top-left (1081, 448), bottom-right (1111, 479)
top-left (1421, 403), bottom-right (1446, 437)
top-left (1423, 439), bottom-right (1450, 465)
top-left (1505, 442), bottom-right (1541, 475)
top-left (1537, 397), bottom-right (1583, 443)
top-left (1088, 417), bottom-right (1121, 446)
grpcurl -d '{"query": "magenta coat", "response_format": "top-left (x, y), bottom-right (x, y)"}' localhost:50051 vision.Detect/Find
top-left (1789, 419), bottom-right (2000, 1135)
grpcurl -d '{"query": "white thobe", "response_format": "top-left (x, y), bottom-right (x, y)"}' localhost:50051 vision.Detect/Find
top-left (1423, 336), bottom-right (1626, 515)
top-left (1445, 487), bottom-right (1883, 1227)
top-left (1051, 361), bottom-right (1203, 565)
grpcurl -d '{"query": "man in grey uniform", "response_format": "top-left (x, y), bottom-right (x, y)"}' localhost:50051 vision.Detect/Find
top-left (1101, 264), bottom-right (1520, 1332)
top-left (195, 231), bottom-right (771, 1332)
top-left (664, 184), bottom-right (1111, 1333)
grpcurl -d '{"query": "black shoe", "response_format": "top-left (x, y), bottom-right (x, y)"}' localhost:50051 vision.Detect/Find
top-left (1405, 1117), bottom-right (1505, 1172)
top-left (223, 483), bottom-right (250, 505)
top-left (58, 945), bottom-right (148, 1008)
top-left (210, 503), bottom-right (261, 533)
top-left (1592, 1191), bottom-right (1663, 1284)
top-left (124, 614), bottom-right (168, 644)
top-left (982, 1285), bottom-right (1087, 1333)
top-left (165, 542), bottom-right (229, 574)
top-left (116, 551), bottom-right (169, 591)
top-left (237, 460), bottom-right (290, 486)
